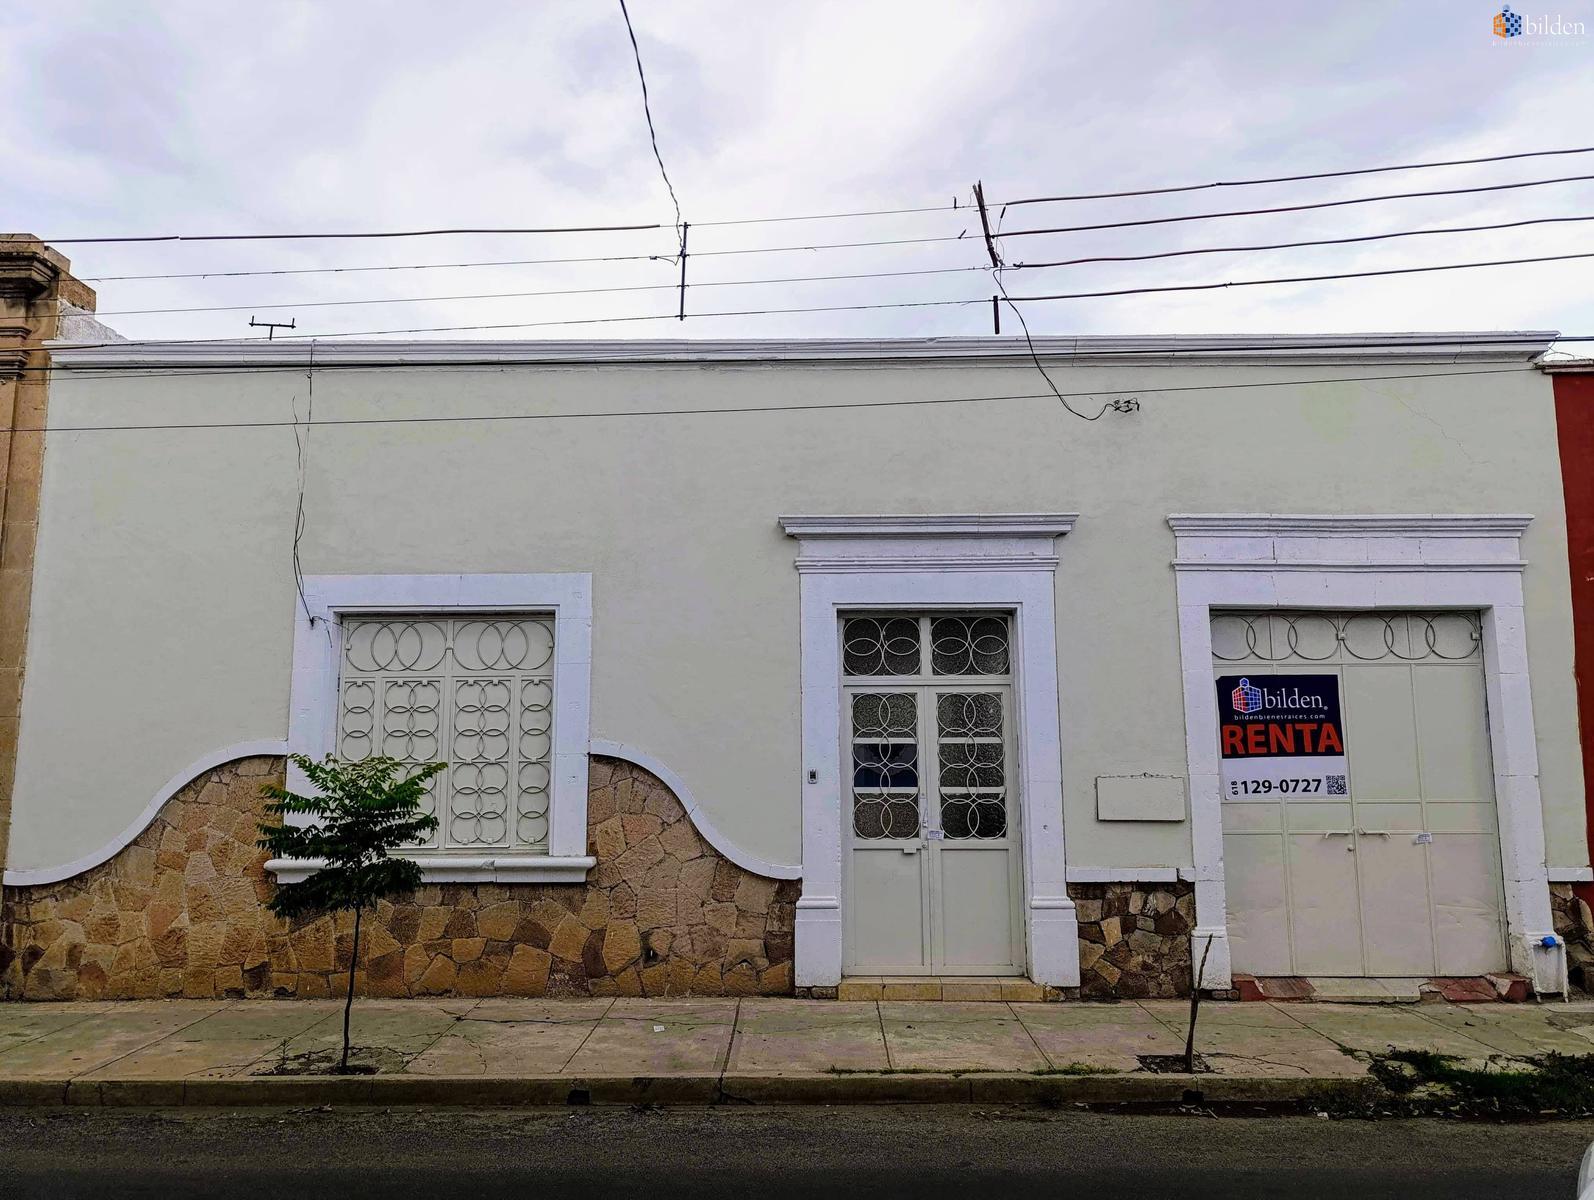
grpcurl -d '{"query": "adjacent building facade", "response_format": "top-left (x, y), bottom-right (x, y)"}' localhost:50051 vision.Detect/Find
top-left (0, 244), bottom-right (1585, 1002)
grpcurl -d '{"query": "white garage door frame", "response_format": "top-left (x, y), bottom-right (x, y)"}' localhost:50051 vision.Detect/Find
top-left (1169, 514), bottom-right (1559, 989)
top-left (781, 514), bottom-right (1080, 989)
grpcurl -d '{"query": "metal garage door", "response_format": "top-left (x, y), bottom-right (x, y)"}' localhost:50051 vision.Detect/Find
top-left (1215, 611), bottom-right (1508, 978)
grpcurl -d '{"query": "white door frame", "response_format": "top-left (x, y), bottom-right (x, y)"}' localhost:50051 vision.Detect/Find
top-left (781, 514), bottom-right (1079, 988)
top-left (1168, 514), bottom-right (1558, 988)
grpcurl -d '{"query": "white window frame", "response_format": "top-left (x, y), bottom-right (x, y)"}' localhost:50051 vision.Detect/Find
top-left (781, 515), bottom-right (1079, 989)
top-left (1168, 514), bottom-right (1560, 990)
top-left (270, 573), bottom-right (594, 883)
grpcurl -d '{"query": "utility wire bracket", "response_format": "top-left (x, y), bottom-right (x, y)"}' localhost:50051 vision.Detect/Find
top-left (973, 181), bottom-right (1003, 334)
top-left (249, 315), bottom-right (297, 340)
top-left (676, 222), bottom-right (689, 320)
top-left (973, 181), bottom-right (1003, 270)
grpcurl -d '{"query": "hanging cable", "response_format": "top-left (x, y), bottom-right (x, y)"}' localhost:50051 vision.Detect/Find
top-left (617, 0), bottom-right (692, 319)
top-left (1001, 249), bottom-right (1594, 303)
top-left (996, 173), bottom-right (1594, 240)
top-left (80, 232), bottom-right (974, 284)
top-left (618, 0), bottom-right (682, 232)
top-left (37, 144), bottom-right (1594, 248)
top-left (998, 143), bottom-right (1594, 206)
top-left (36, 246), bottom-right (1594, 346)
top-left (88, 264), bottom-right (991, 318)
top-left (40, 222), bottom-right (667, 246)
top-left (975, 180), bottom-right (1132, 420)
top-left (1006, 212), bottom-right (1594, 270)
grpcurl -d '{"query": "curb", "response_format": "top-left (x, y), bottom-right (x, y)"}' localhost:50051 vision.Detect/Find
top-left (0, 1072), bottom-right (1382, 1109)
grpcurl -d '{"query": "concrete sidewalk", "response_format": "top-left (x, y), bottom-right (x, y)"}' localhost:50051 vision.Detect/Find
top-left (3, 996), bottom-right (1594, 1107)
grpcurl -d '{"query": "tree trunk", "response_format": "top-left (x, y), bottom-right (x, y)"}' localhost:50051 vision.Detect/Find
top-left (1184, 934), bottom-right (1215, 1073)
top-left (340, 905), bottom-right (362, 1074)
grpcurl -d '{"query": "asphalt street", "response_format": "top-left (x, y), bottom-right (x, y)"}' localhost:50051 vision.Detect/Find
top-left (1, 1105), bottom-right (1591, 1199)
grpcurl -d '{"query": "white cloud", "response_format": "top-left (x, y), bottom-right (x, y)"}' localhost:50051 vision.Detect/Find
top-left (6, 0), bottom-right (1592, 346)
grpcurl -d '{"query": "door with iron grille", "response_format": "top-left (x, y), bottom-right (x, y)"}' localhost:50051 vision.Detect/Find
top-left (842, 614), bottom-right (1023, 975)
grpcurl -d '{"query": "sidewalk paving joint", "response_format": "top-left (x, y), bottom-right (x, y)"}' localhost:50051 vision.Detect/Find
top-left (3, 997), bottom-right (1594, 1109)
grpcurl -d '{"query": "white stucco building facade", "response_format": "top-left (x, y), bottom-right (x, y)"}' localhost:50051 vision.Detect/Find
top-left (2, 332), bottom-right (1585, 1001)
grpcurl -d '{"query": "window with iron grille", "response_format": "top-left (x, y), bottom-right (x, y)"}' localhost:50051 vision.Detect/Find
top-left (337, 615), bottom-right (555, 854)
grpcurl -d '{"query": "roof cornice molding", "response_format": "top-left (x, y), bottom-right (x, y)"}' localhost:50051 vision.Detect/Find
top-left (49, 331), bottom-right (1558, 370)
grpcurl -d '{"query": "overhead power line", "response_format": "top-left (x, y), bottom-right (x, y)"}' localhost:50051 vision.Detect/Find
top-left (56, 297), bottom-right (986, 344)
top-left (692, 204), bottom-right (958, 228)
top-left (618, 0), bottom-right (683, 232)
top-left (997, 172), bottom-right (1594, 239)
top-left (89, 264), bottom-right (991, 318)
top-left (84, 214), bottom-right (1593, 319)
top-left (42, 223), bottom-right (667, 246)
top-left (1007, 213), bottom-right (1594, 269)
top-left (34, 143), bottom-right (1594, 252)
top-left (79, 232), bottom-right (976, 284)
top-left (1003, 249), bottom-right (1594, 303)
top-left (41, 246), bottom-right (1594, 344)
top-left (1000, 143), bottom-right (1594, 206)
top-left (84, 252), bottom-right (675, 283)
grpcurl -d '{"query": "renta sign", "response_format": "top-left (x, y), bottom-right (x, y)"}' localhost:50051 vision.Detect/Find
top-left (1215, 673), bottom-right (1349, 798)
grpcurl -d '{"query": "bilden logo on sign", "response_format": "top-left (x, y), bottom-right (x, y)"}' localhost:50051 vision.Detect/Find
top-left (1216, 674), bottom-right (1349, 798)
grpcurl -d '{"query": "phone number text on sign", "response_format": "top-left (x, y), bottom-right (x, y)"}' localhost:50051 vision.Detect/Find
top-left (1215, 673), bottom-right (1349, 802)
top-left (1227, 774), bottom-right (1349, 797)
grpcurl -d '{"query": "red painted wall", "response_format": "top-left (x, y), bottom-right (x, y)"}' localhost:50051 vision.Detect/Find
top-left (1553, 371), bottom-right (1594, 905)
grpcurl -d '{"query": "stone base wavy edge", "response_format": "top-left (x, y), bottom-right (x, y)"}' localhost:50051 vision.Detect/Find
top-left (2, 755), bottom-right (797, 1000)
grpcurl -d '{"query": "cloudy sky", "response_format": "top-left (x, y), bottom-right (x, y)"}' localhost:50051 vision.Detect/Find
top-left (4, 1), bottom-right (1594, 346)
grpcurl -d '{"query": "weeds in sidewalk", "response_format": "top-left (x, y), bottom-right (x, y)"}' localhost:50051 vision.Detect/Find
top-left (1034, 1063), bottom-right (1117, 1076)
top-left (1361, 1049), bottom-right (1594, 1118)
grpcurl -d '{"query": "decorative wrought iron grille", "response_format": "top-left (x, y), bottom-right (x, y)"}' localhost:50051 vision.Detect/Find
top-left (936, 692), bottom-right (1008, 839)
top-left (843, 616), bottom-right (921, 676)
top-left (843, 614), bottom-right (1011, 677)
top-left (851, 692), bottom-right (921, 840)
top-left (930, 616), bottom-right (1010, 676)
top-left (1210, 611), bottom-right (1483, 664)
top-left (844, 613), bottom-right (1013, 844)
top-left (337, 616), bottom-right (555, 852)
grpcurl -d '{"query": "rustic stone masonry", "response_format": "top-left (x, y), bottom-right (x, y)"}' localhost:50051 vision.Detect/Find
top-left (1551, 882), bottom-right (1594, 992)
top-left (1070, 881), bottom-right (1195, 999)
top-left (0, 754), bottom-right (797, 1000)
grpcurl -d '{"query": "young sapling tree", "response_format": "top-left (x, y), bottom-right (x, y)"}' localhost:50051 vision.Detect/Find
top-left (258, 754), bottom-right (443, 1073)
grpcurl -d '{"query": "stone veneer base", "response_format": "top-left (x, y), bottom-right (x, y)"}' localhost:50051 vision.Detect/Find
top-left (3, 759), bottom-right (1216, 1002)
top-left (0, 756), bottom-right (796, 1000)
top-left (1551, 882), bottom-right (1594, 992)
top-left (1070, 882), bottom-right (1195, 1000)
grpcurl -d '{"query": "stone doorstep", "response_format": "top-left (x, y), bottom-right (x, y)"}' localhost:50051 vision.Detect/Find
top-left (1233, 974), bottom-right (1534, 1004)
top-left (835, 977), bottom-right (1050, 1003)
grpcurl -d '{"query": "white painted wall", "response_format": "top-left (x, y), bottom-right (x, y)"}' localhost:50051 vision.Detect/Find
top-left (8, 340), bottom-right (1583, 884)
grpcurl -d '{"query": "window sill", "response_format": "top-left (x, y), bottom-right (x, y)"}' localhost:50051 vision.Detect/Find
top-left (264, 855), bottom-right (596, 885)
